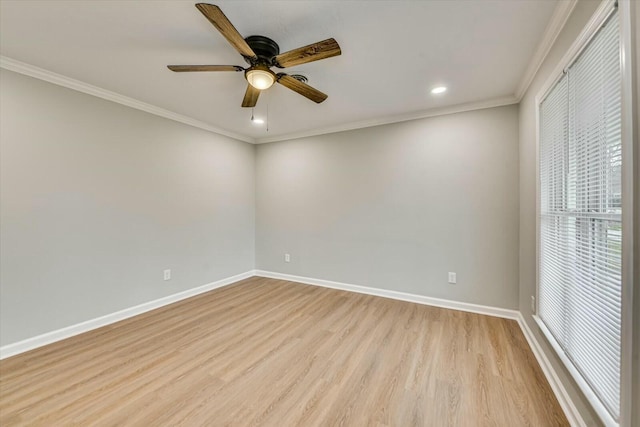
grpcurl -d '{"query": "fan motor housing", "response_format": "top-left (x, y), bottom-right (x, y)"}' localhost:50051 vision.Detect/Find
top-left (244, 35), bottom-right (280, 66)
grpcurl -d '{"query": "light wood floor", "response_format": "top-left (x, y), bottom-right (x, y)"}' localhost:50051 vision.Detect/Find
top-left (0, 277), bottom-right (567, 426)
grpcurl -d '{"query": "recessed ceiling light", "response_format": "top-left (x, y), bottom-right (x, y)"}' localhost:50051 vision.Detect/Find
top-left (431, 86), bottom-right (447, 94)
top-left (252, 118), bottom-right (265, 125)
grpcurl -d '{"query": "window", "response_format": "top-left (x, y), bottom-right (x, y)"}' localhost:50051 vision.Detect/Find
top-left (538, 7), bottom-right (622, 425)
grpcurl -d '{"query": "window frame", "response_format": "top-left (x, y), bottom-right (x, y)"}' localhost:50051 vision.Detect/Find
top-left (533, 1), bottom-right (635, 426)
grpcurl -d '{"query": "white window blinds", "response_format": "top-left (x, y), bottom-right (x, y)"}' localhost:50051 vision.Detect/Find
top-left (538, 8), bottom-right (621, 423)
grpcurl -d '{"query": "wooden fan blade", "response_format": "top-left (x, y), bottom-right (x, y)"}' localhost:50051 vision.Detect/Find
top-left (195, 3), bottom-right (256, 59)
top-left (167, 65), bottom-right (244, 72)
top-left (274, 38), bottom-right (341, 68)
top-left (277, 75), bottom-right (328, 103)
top-left (242, 84), bottom-right (261, 108)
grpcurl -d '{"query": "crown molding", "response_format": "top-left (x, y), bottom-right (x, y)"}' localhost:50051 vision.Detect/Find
top-left (255, 95), bottom-right (519, 144)
top-left (0, 56), bottom-right (255, 144)
top-left (1, 56), bottom-right (520, 146)
top-left (536, 0), bottom-right (618, 108)
top-left (514, 0), bottom-right (578, 100)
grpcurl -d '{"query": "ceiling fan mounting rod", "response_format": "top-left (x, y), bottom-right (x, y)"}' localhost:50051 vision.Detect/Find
top-left (243, 35), bottom-right (280, 67)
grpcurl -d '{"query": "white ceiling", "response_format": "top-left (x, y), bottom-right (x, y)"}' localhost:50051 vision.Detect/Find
top-left (0, 0), bottom-right (559, 143)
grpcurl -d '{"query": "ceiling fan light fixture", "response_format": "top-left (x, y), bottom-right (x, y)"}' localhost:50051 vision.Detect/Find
top-left (246, 66), bottom-right (276, 90)
top-left (431, 86), bottom-right (447, 94)
top-left (168, 4), bottom-right (340, 107)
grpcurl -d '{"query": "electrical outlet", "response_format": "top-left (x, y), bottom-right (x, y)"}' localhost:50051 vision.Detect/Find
top-left (531, 295), bottom-right (536, 313)
top-left (448, 272), bottom-right (456, 284)
top-left (284, 253), bottom-right (290, 263)
top-left (164, 269), bottom-right (171, 281)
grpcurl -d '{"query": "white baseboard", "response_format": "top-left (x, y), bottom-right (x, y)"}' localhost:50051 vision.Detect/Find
top-left (254, 270), bottom-right (520, 320)
top-left (517, 313), bottom-right (586, 427)
top-left (0, 270), bottom-right (255, 360)
top-left (1, 268), bottom-right (585, 427)
top-left (255, 270), bottom-right (585, 426)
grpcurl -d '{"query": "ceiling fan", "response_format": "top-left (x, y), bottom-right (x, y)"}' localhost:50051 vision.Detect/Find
top-left (168, 3), bottom-right (342, 108)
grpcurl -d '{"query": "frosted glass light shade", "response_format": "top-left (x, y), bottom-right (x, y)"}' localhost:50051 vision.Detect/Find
top-left (246, 68), bottom-right (275, 90)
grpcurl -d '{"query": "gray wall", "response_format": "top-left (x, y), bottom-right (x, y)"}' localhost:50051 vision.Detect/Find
top-left (256, 105), bottom-right (520, 309)
top-left (0, 69), bottom-right (256, 346)
top-left (519, 1), bottom-right (617, 425)
top-left (2, 3), bottom-right (637, 422)
top-left (632, 2), bottom-right (639, 426)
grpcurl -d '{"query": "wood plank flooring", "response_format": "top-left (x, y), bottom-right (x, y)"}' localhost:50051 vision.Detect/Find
top-left (0, 277), bottom-right (568, 426)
